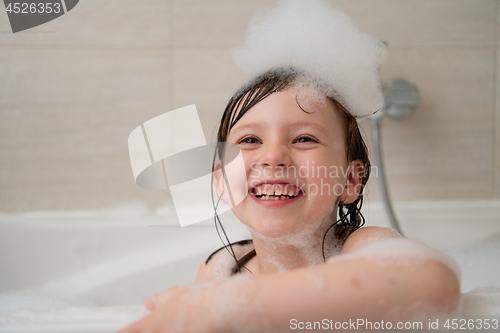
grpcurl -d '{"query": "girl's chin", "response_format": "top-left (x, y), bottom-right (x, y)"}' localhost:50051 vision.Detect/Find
top-left (246, 218), bottom-right (302, 239)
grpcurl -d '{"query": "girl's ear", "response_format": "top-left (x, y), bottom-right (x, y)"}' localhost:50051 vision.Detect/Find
top-left (212, 160), bottom-right (225, 202)
top-left (343, 159), bottom-right (364, 204)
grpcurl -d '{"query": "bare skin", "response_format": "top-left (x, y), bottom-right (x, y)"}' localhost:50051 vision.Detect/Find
top-left (118, 227), bottom-right (460, 333)
top-left (117, 88), bottom-right (461, 333)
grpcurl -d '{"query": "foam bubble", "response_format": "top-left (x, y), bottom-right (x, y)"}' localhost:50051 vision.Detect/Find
top-left (0, 290), bottom-right (147, 329)
top-left (246, 204), bottom-right (341, 272)
top-left (444, 233), bottom-right (500, 293)
top-left (327, 237), bottom-right (462, 282)
top-left (206, 244), bottom-right (254, 281)
top-left (0, 290), bottom-right (68, 313)
top-left (233, 0), bottom-right (386, 118)
top-left (207, 274), bottom-right (271, 333)
top-left (460, 287), bottom-right (500, 319)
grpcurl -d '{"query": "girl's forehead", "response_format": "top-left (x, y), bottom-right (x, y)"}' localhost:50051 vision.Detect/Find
top-left (238, 87), bottom-right (339, 124)
top-left (228, 88), bottom-right (343, 138)
top-left (289, 83), bottom-right (333, 115)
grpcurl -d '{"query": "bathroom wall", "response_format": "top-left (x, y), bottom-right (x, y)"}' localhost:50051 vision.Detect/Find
top-left (0, 0), bottom-right (498, 212)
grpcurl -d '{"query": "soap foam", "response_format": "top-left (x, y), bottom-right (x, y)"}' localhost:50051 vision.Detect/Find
top-left (247, 203), bottom-right (341, 272)
top-left (326, 237), bottom-right (462, 283)
top-left (206, 243), bottom-right (255, 280)
top-left (444, 232), bottom-right (500, 293)
top-left (207, 274), bottom-right (271, 333)
top-left (0, 290), bottom-right (68, 313)
top-left (0, 290), bottom-right (146, 329)
top-left (233, 0), bottom-right (386, 118)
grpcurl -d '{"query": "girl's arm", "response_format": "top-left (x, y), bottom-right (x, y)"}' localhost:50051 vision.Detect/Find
top-left (118, 227), bottom-right (460, 333)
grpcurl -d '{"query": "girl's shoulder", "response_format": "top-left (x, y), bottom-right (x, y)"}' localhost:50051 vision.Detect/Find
top-left (341, 226), bottom-right (402, 255)
top-left (196, 239), bottom-right (256, 283)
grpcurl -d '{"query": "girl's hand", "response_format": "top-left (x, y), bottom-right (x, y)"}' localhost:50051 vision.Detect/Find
top-left (116, 283), bottom-right (219, 333)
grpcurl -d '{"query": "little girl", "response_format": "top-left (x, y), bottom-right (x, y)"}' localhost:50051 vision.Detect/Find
top-left (119, 1), bottom-right (461, 332)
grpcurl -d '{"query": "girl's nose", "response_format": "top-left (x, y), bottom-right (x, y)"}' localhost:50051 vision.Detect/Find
top-left (259, 143), bottom-right (291, 168)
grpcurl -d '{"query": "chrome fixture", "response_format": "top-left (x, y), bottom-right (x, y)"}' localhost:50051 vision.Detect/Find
top-left (370, 78), bottom-right (420, 236)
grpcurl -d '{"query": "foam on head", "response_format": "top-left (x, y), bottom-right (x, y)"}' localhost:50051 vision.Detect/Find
top-left (233, 0), bottom-right (386, 118)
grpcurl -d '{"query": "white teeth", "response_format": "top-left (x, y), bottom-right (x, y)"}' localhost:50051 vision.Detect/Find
top-left (275, 187), bottom-right (282, 196)
top-left (259, 195), bottom-right (290, 200)
top-left (257, 195), bottom-right (293, 200)
top-left (253, 184), bottom-right (301, 199)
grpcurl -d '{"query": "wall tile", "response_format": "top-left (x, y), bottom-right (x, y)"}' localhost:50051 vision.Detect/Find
top-left (496, 47), bottom-right (500, 197)
top-left (1, 0), bottom-right (498, 211)
top-left (497, 0), bottom-right (500, 46)
top-left (370, 46), bottom-right (495, 201)
top-left (170, 47), bottom-right (244, 142)
top-left (0, 47), bottom-right (170, 211)
top-left (329, 0), bottom-right (496, 46)
top-left (0, 0), bottom-right (168, 46)
top-left (170, 0), bottom-right (277, 46)
top-left (170, 0), bottom-right (495, 47)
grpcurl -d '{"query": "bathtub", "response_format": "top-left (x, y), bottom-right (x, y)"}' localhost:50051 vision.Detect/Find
top-left (1, 201), bottom-right (499, 332)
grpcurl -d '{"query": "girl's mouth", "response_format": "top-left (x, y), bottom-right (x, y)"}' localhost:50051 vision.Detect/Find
top-left (250, 183), bottom-right (303, 201)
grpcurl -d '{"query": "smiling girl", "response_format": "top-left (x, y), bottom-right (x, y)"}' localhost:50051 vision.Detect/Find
top-left (118, 1), bottom-right (461, 332)
top-left (208, 71), bottom-right (370, 277)
top-left (119, 68), bottom-right (461, 333)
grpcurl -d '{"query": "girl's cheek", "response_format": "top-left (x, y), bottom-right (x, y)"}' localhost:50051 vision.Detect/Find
top-left (242, 152), bottom-right (256, 174)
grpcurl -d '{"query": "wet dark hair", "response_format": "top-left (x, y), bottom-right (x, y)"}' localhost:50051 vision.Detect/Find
top-left (211, 67), bottom-right (369, 274)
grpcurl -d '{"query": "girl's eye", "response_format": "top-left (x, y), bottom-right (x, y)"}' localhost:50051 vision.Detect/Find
top-left (239, 136), bottom-right (261, 144)
top-left (295, 136), bottom-right (317, 143)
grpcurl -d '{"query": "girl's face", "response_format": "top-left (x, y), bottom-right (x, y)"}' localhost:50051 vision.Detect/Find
top-left (223, 86), bottom-right (357, 238)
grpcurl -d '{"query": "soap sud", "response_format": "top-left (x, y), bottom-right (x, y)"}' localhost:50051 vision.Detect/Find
top-left (0, 290), bottom-right (68, 313)
top-left (459, 286), bottom-right (500, 319)
top-left (206, 243), bottom-right (254, 281)
top-left (444, 233), bottom-right (500, 293)
top-left (0, 290), bottom-right (147, 328)
top-left (326, 237), bottom-right (462, 283)
top-left (283, 78), bottom-right (337, 120)
top-left (208, 274), bottom-right (270, 333)
top-left (246, 204), bottom-right (341, 273)
top-left (233, 0), bottom-right (386, 118)
top-left (1, 235), bottom-right (500, 329)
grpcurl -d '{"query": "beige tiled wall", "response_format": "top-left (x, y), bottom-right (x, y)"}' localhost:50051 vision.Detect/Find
top-left (0, 0), bottom-right (497, 212)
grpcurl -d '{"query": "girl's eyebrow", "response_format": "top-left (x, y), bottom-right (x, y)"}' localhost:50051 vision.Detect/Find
top-left (229, 123), bottom-right (264, 137)
top-left (288, 122), bottom-right (329, 136)
top-left (230, 121), bottom-right (329, 137)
